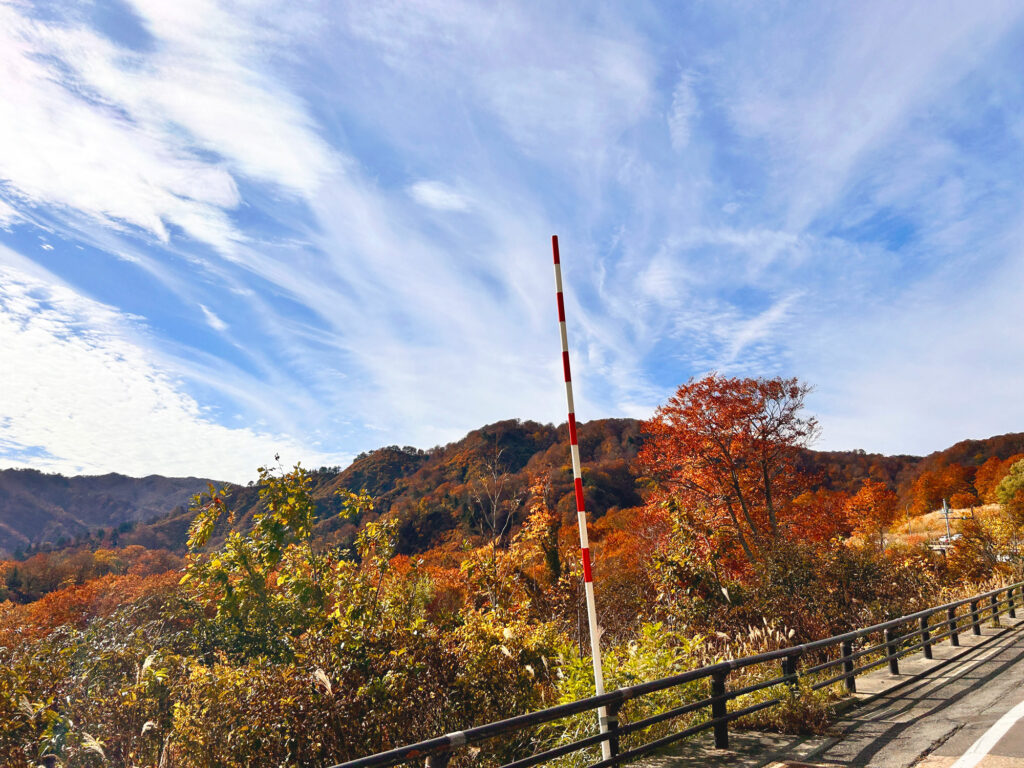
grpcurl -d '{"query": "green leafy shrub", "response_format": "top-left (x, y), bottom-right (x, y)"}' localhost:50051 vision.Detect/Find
top-left (735, 680), bottom-right (838, 735)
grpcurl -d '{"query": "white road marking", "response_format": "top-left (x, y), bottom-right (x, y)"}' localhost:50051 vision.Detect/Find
top-left (949, 697), bottom-right (1024, 768)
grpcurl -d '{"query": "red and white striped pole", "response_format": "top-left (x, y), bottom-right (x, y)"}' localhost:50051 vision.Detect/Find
top-left (551, 235), bottom-right (611, 758)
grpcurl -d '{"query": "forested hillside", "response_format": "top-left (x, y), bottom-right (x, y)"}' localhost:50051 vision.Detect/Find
top-left (0, 470), bottom-right (215, 557)
top-left (7, 424), bottom-right (1024, 560)
top-left (117, 418), bottom-right (643, 555)
top-left (3, 375), bottom-right (1024, 767)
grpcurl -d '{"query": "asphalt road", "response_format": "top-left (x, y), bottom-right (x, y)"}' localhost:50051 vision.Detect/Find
top-left (799, 624), bottom-right (1024, 767)
top-left (636, 619), bottom-right (1024, 768)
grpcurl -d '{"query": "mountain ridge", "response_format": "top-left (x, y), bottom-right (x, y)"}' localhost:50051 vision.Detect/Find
top-left (0, 469), bottom-right (219, 557)
top-left (4, 423), bottom-right (1024, 558)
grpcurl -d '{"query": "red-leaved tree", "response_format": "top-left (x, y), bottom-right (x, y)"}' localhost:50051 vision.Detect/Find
top-left (638, 374), bottom-right (819, 564)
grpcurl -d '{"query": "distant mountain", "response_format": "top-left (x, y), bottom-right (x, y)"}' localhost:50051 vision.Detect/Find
top-left (799, 432), bottom-right (1024, 504)
top-left (118, 423), bottom-right (1024, 557)
top-left (7, 425), bottom-right (1024, 559)
top-left (914, 432), bottom-right (1024, 473)
top-left (118, 418), bottom-right (644, 555)
top-left (798, 449), bottom-right (923, 497)
top-left (0, 469), bottom-right (216, 557)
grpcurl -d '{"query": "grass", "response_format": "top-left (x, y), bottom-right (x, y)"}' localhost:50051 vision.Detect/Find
top-left (885, 503), bottom-right (999, 548)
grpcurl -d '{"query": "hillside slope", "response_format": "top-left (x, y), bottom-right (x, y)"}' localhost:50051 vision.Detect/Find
top-left (8, 425), bottom-right (1024, 559)
top-left (0, 469), bottom-right (216, 557)
top-left (120, 418), bottom-right (643, 555)
top-left (915, 432), bottom-right (1024, 473)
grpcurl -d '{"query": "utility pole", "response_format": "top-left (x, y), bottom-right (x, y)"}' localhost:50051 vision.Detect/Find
top-left (938, 498), bottom-right (972, 553)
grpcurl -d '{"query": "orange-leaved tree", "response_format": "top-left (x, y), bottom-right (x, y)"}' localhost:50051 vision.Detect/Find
top-left (976, 454), bottom-right (1024, 503)
top-left (638, 374), bottom-right (819, 564)
top-left (844, 479), bottom-right (898, 550)
top-left (909, 462), bottom-right (977, 515)
top-left (790, 488), bottom-right (853, 542)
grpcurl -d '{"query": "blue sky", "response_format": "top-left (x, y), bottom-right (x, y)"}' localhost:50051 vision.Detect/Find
top-left (2, 1), bottom-right (1024, 481)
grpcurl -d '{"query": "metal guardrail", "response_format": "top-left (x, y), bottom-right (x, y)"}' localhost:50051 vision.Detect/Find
top-left (332, 581), bottom-right (1024, 768)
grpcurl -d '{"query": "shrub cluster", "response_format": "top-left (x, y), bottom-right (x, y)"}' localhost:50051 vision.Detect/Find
top-left (2, 429), bottom-right (1022, 766)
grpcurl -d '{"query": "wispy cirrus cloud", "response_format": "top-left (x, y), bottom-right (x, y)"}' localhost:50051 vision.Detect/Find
top-left (0, 255), bottom-right (328, 478)
top-left (408, 181), bottom-right (472, 212)
top-left (711, 1), bottom-right (1023, 232)
top-left (668, 71), bottom-right (699, 152)
top-left (0, 0), bottom-right (335, 258)
top-left (2, 0), bottom-right (1024, 481)
top-left (0, 199), bottom-right (20, 229)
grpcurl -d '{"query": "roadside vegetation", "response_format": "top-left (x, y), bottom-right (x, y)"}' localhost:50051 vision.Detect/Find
top-left (2, 374), bottom-right (1024, 767)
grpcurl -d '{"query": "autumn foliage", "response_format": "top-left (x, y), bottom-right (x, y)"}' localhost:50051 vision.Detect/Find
top-left (978, 454), bottom-right (1024, 503)
top-left (638, 374), bottom-right (819, 564)
top-left (2, 375), bottom-right (1023, 766)
top-left (844, 479), bottom-right (898, 549)
top-left (908, 462), bottom-right (978, 514)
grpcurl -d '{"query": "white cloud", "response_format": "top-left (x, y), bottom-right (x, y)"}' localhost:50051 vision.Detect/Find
top-left (408, 181), bottom-right (471, 212)
top-left (0, 5), bottom-right (239, 254)
top-left (122, 0), bottom-right (338, 195)
top-left (298, 2), bottom-right (666, 439)
top-left (715, 1), bottom-right (1024, 229)
top-left (344, 2), bottom-right (655, 162)
top-left (480, 52), bottom-right (652, 157)
top-left (0, 260), bottom-right (328, 480)
top-left (199, 303), bottom-right (228, 332)
top-left (0, 197), bottom-right (21, 228)
top-left (796, 226), bottom-right (1024, 455)
top-left (668, 72), bottom-right (699, 151)
top-left (0, 0), bottom-right (336, 258)
top-left (723, 294), bottom-right (800, 364)
top-left (292, 178), bottom-right (573, 447)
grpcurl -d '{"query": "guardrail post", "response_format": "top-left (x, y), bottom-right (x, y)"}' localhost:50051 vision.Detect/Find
top-left (1008, 586), bottom-right (1017, 619)
top-left (841, 640), bottom-right (856, 693)
top-left (919, 616), bottom-right (933, 659)
top-left (711, 669), bottom-right (729, 749)
top-left (782, 653), bottom-right (799, 689)
top-left (991, 594), bottom-right (1000, 627)
top-left (425, 753), bottom-right (451, 768)
top-left (947, 606), bottom-right (959, 646)
top-left (605, 701), bottom-right (621, 759)
top-left (884, 627), bottom-right (899, 674)
top-left (971, 600), bottom-right (981, 635)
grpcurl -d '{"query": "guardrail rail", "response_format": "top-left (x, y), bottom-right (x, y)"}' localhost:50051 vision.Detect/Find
top-left (332, 581), bottom-right (1024, 768)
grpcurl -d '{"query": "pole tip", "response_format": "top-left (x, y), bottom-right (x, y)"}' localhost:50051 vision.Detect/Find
top-left (551, 234), bottom-right (560, 264)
